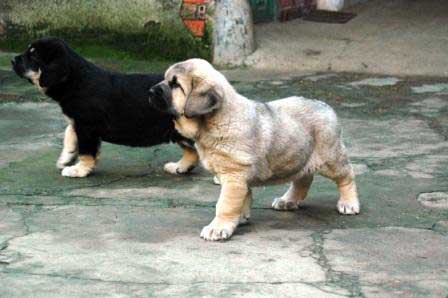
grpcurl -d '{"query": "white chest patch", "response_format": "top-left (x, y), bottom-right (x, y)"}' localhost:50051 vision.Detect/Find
top-left (25, 69), bottom-right (47, 94)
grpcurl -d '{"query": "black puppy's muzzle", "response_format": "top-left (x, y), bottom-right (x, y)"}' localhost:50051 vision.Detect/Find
top-left (11, 55), bottom-right (22, 66)
top-left (147, 85), bottom-right (159, 101)
top-left (148, 82), bottom-right (170, 101)
top-left (11, 55), bottom-right (25, 77)
top-left (148, 82), bottom-right (178, 117)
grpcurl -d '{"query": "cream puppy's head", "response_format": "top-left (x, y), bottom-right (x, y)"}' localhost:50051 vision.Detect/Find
top-left (149, 59), bottom-right (232, 138)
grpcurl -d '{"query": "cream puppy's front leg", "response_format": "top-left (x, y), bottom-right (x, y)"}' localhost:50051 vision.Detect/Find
top-left (272, 175), bottom-right (314, 210)
top-left (201, 175), bottom-right (249, 241)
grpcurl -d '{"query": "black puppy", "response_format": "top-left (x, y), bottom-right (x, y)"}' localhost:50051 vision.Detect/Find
top-left (12, 37), bottom-right (199, 177)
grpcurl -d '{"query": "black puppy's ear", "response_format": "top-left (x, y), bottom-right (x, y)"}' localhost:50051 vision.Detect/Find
top-left (39, 61), bottom-right (70, 88)
top-left (39, 40), bottom-right (70, 88)
top-left (184, 87), bottom-right (222, 118)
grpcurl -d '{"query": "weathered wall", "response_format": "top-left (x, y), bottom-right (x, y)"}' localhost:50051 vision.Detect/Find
top-left (0, 0), bottom-right (212, 61)
top-left (212, 0), bottom-right (255, 67)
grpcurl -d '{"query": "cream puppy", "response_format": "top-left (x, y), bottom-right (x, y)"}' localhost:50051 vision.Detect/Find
top-left (149, 59), bottom-right (360, 241)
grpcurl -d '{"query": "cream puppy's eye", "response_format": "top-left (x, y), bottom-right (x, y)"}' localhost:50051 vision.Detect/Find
top-left (169, 76), bottom-right (185, 94)
top-left (169, 76), bottom-right (180, 88)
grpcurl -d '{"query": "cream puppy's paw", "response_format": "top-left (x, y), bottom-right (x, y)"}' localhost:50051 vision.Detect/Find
top-left (163, 162), bottom-right (193, 175)
top-left (337, 199), bottom-right (360, 215)
top-left (213, 176), bottom-right (221, 185)
top-left (200, 218), bottom-right (238, 241)
top-left (272, 197), bottom-right (299, 211)
top-left (238, 211), bottom-right (251, 225)
top-left (61, 164), bottom-right (92, 178)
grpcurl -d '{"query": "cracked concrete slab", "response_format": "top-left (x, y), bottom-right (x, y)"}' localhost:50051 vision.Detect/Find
top-left (412, 83), bottom-right (448, 94)
top-left (0, 273), bottom-right (349, 298)
top-left (324, 227), bottom-right (448, 297)
top-left (67, 184), bottom-right (219, 203)
top-left (0, 102), bottom-right (63, 168)
top-left (0, 207), bottom-right (26, 249)
top-left (409, 97), bottom-right (447, 115)
top-left (417, 192), bottom-right (448, 210)
top-left (432, 220), bottom-right (448, 235)
top-left (1, 67), bottom-right (447, 297)
top-left (345, 118), bottom-right (448, 159)
top-left (304, 74), bottom-right (338, 82)
top-left (349, 77), bottom-right (401, 87)
top-left (1, 206), bottom-right (327, 284)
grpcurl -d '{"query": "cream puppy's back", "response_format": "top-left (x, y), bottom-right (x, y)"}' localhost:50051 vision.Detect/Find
top-left (238, 96), bottom-right (341, 185)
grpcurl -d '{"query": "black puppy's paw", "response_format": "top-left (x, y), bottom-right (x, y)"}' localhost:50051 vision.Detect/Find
top-left (56, 152), bottom-right (77, 169)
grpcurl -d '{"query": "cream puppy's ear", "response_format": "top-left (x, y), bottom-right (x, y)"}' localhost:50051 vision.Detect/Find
top-left (184, 79), bottom-right (222, 118)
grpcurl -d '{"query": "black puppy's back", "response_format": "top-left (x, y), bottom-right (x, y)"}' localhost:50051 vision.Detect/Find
top-left (47, 44), bottom-right (182, 147)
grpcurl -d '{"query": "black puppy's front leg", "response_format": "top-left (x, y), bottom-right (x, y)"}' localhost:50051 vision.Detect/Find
top-left (57, 119), bottom-right (78, 169)
top-left (61, 125), bottom-right (100, 178)
top-left (164, 144), bottom-right (199, 175)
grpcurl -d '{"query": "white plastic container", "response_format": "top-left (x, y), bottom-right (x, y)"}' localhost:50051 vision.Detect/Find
top-left (317, 0), bottom-right (345, 11)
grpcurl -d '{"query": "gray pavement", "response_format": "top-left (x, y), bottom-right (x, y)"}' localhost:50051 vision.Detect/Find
top-left (246, 0), bottom-right (448, 77)
top-left (0, 62), bottom-right (447, 297)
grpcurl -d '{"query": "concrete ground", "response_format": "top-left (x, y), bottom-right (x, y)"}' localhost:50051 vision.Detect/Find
top-left (245, 0), bottom-right (448, 77)
top-left (0, 50), bottom-right (448, 297)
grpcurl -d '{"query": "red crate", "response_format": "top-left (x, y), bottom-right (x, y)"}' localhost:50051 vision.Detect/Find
top-left (277, 0), bottom-right (316, 22)
top-left (180, 0), bottom-right (210, 37)
top-left (182, 20), bottom-right (206, 37)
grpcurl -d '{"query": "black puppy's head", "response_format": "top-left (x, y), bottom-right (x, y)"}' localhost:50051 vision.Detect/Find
top-left (148, 77), bottom-right (179, 117)
top-left (11, 37), bottom-right (71, 90)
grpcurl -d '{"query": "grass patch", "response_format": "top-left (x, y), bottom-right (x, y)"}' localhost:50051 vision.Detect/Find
top-left (0, 52), bottom-right (15, 69)
top-left (0, 0), bottom-right (212, 60)
top-left (0, 21), bottom-right (214, 73)
top-left (0, 25), bottom-right (211, 62)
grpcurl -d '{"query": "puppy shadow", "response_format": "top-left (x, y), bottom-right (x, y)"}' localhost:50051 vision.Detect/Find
top-left (236, 202), bottom-right (356, 236)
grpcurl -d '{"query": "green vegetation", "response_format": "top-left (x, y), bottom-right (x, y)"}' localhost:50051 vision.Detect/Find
top-left (1, 27), bottom-right (212, 63)
top-left (0, 0), bottom-right (212, 63)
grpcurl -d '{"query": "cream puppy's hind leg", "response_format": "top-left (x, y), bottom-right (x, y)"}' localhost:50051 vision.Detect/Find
top-left (164, 146), bottom-right (199, 174)
top-left (335, 174), bottom-right (359, 215)
top-left (239, 189), bottom-right (252, 225)
top-left (272, 175), bottom-right (314, 211)
top-left (57, 124), bottom-right (78, 169)
top-left (319, 155), bottom-right (360, 215)
top-left (201, 175), bottom-right (248, 241)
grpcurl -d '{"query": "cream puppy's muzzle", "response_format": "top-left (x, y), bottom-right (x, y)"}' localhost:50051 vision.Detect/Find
top-left (157, 59), bottom-right (360, 241)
